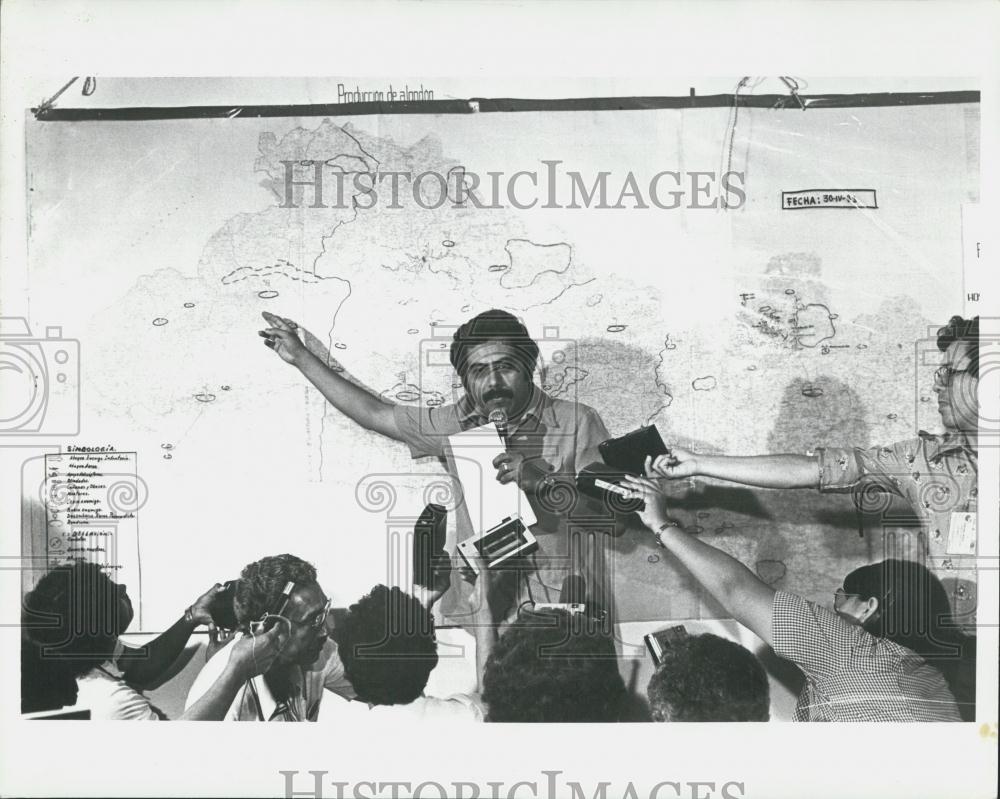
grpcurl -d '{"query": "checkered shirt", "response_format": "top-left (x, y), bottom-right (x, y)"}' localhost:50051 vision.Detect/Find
top-left (772, 591), bottom-right (961, 722)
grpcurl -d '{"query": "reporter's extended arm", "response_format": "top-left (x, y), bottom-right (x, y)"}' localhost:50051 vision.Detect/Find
top-left (653, 521), bottom-right (775, 647)
top-left (118, 615), bottom-right (197, 689)
top-left (624, 473), bottom-right (775, 647)
top-left (177, 662), bottom-right (246, 721)
top-left (120, 584), bottom-right (227, 689)
top-left (180, 627), bottom-right (282, 720)
top-left (656, 450), bottom-right (820, 489)
top-left (471, 571), bottom-right (496, 695)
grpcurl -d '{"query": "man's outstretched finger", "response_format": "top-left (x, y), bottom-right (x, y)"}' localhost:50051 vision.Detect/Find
top-left (261, 311), bottom-right (292, 331)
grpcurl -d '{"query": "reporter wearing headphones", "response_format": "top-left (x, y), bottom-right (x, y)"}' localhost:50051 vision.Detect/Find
top-left (184, 554), bottom-right (354, 721)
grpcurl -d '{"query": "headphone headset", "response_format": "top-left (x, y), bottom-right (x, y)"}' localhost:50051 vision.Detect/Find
top-left (246, 580), bottom-right (297, 672)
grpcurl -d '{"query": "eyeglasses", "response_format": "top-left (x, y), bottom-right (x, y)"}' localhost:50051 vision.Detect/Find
top-left (934, 365), bottom-right (971, 387)
top-left (289, 598), bottom-right (332, 631)
top-left (833, 588), bottom-right (862, 604)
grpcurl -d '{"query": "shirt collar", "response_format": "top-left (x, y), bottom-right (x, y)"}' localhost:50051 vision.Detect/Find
top-left (243, 645), bottom-right (305, 721)
top-left (919, 429), bottom-right (978, 461)
top-left (456, 386), bottom-right (559, 431)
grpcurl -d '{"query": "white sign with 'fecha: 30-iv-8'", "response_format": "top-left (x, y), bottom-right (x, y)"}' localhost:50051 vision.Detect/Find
top-left (782, 189), bottom-right (878, 209)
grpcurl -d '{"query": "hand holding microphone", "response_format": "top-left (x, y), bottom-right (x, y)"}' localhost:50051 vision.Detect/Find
top-left (489, 407), bottom-right (519, 484)
top-left (488, 406), bottom-right (548, 492)
top-left (488, 408), bottom-right (509, 447)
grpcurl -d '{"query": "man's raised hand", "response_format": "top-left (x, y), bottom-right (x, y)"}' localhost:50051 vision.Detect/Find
top-left (259, 311), bottom-right (307, 366)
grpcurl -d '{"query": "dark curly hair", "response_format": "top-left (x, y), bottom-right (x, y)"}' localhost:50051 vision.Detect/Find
top-left (22, 562), bottom-right (124, 677)
top-left (234, 554), bottom-right (317, 627)
top-left (332, 585), bottom-right (438, 705)
top-left (449, 309), bottom-right (540, 381)
top-left (646, 633), bottom-right (769, 722)
top-left (482, 609), bottom-right (626, 722)
top-left (936, 315), bottom-right (979, 378)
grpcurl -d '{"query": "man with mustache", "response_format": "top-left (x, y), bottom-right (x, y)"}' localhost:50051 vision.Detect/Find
top-left (260, 308), bottom-right (617, 624)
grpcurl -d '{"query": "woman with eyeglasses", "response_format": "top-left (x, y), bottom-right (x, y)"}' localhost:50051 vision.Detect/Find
top-left (624, 464), bottom-right (964, 722)
top-left (22, 561), bottom-right (282, 719)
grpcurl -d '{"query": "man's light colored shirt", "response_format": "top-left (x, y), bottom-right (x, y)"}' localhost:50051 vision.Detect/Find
top-left (816, 431), bottom-right (977, 621)
top-left (185, 637), bottom-right (353, 721)
top-left (394, 388), bottom-right (615, 617)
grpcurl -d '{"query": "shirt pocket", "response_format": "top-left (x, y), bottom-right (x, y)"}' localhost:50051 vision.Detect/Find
top-left (540, 440), bottom-right (572, 477)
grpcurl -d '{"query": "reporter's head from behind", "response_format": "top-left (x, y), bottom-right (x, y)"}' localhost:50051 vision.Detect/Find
top-left (647, 633), bottom-right (769, 722)
top-left (321, 582), bottom-right (488, 722)
top-left (482, 609), bottom-right (626, 722)
top-left (22, 562), bottom-right (132, 707)
top-left (332, 585), bottom-right (438, 705)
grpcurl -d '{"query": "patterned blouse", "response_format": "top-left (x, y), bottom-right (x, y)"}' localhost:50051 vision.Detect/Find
top-left (771, 591), bottom-right (961, 722)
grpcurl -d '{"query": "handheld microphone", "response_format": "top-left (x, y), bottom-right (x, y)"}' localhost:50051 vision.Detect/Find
top-left (488, 408), bottom-right (509, 448)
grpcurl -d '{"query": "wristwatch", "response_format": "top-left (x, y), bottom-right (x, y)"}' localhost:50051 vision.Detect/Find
top-left (652, 519), bottom-right (681, 548)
